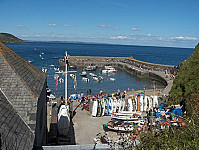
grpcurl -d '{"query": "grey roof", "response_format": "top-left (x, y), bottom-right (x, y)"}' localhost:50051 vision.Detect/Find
top-left (0, 41), bottom-right (46, 129)
top-left (0, 89), bottom-right (34, 150)
top-left (0, 41), bottom-right (46, 97)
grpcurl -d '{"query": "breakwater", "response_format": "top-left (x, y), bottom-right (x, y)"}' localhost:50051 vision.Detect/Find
top-left (66, 56), bottom-right (175, 95)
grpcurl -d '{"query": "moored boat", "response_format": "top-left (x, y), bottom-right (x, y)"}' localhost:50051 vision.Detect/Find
top-left (80, 71), bottom-right (87, 77)
top-left (82, 77), bottom-right (89, 82)
top-left (85, 65), bottom-right (97, 71)
top-left (70, 74), bottom-right (75, 79)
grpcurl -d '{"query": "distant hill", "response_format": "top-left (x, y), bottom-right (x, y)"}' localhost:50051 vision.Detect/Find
top-left (0, 33), bottom-right (25, 43)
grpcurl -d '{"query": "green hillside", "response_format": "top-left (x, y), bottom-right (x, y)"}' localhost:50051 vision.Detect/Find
top-left (169, 43), bottom-right (199, 117)
top-left (0, 33), bottom-right (25, 43)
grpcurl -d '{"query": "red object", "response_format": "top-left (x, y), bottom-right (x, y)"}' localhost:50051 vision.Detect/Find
top-left (181, 122), bottom-right (186, 126)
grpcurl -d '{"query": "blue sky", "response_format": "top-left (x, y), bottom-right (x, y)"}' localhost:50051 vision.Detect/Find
top-left (0, 0), bottom-right (199, 48)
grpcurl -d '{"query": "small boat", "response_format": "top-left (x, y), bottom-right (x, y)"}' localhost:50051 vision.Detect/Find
top-left (102, 67), bottom-right (117, 74)
top-left (80, 71), bottom-right (87, 77)
top-left (82, 77), bottom-right (89, 82)
top-left (50, 64), bottom-right (55, 67)
top-left (89, 73), bottom-right (97, 77)
top-left (98, 76), bottom-right (104, 80)
top-left (110, 78), bottom-right (116, 81)
top-left (93, 76), bottom-right (99, 81)
top-left (69, 66), bottom-right (77, 70)
top-left (53, 56), bottom-right (58, 59)
top-left (42, 67), bottom-right (47, 73)
top-left (59, 78), bottom-right (64, 83)
top-left (41, 57), bottom-right (44, 60)
top-left (70, 74), bottom-right (75, 79)
top-left (85, 65), bottom-right (97, 71)
top-left (54, 67), bottom-right (59, 71)
top-left (55, 70), bottom-right (64, 74)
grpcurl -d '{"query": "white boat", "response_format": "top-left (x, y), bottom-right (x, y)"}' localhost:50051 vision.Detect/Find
top-left (93, 76), bottom-right (99, 81)
top-left (102, 67), bottom-right (117, 74)
top-left (57, 105), bottom-right (70, 136)
top-left (82, 77), bottom-right (89, 82)
top-left (89, 73), bottom-right (97, 77)
top-left (110, 78), bottom-right (116, 81)
top-left (107, 68), bottom-right (117, 73)
top-left (54, 67), bottom-right (59, 71)
top-left (85, 65), bottom-right (97, 71)
top-left (55, 70), bottom-right (64, 74)
top-left (98, 76), bottom-right (104, 80)
top-left (59, 78), bottom-right (64, 83)
top-left (42, 67), bottom-right (47, 73)
top-left (70, 74), bottom-right (75, 79)
top-left (80, 71), bottom-right (87, 77)
top-left (102, 70), bottom-right (108, 74)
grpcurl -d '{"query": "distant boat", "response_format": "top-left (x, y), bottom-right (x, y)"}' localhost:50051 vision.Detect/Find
top-left (70, 74), bottom-right (75, 79)
top-left (80, 71), bottom-right (87, 77)
top-left (85, 65), bottom-right (97, 71)
top-left (110, 78), bottom-right (116, 81)
top-left (89, 73), bottom-right (97, 77)
top-left (102, 66), bottom-right (117, 74)
top-left (42, 67), bottom-right (47, 73)
top-left (59, 78), bottom-right (64, 83)
top-left (82, 77), bottom-right (89, 82)
top-left (53, 56), bottom-right (58, 59)
top-left (93, 76), bottom-right (100, 82)
top-left (69, 66), bottom-right (77, 70)
top-left (54, 67), bottom-right (59, 71)
top-left (98, 76), bottom-right (104, 80)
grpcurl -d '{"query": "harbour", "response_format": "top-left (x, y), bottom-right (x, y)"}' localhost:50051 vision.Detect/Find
top-left (0, 41), bottom-right (194, 149)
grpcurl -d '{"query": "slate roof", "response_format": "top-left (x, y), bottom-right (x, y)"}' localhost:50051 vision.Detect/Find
top-left (0, 41), bottom-right (46, 129)
top-left (0, 89), bottom-right (34, 150)
top-left (0, 41), bottom-right (46, 97)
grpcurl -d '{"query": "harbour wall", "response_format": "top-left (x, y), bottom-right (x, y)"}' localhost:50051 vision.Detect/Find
top-left (67, 56), bottom-right (174, 89)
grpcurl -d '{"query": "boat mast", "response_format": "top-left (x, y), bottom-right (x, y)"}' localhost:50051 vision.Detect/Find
top-left (65, 51), bottom-right (68, 104)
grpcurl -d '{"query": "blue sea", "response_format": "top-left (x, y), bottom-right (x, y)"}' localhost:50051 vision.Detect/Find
top-left (7, 41), bottom-right (193, 97)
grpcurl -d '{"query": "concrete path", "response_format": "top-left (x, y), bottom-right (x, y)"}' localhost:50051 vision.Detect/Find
top-left (72, 101), bottom-right (111, 145)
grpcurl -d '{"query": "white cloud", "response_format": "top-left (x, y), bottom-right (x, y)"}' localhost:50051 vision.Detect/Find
top-left (16, 24), bottom-right (24, 28)
top-left (64, 24), bottom-right (72, 27)
top-left (99, 24), bottom-right (112, 28)
top-left (132, 27), bottom-right (141, 31)
top-left (110, 35), bottom-right (127, 40)
top-left (168, 36), bottom-right (198, 41)
top-left (114, 27), bottom-right (120, 30)
top-left (48, 24), bottom-right (57, 27)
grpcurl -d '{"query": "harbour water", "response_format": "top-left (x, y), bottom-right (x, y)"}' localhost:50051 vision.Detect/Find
top-left (7, 42), bottom-right (193, 97)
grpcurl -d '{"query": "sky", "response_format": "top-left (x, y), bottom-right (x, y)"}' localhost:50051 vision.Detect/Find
top-left (0, 0), bottom-right (199, 48)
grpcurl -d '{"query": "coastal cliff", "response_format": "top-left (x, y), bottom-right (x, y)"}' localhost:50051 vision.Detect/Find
top-left (0, 33), bottom-right (25, 43)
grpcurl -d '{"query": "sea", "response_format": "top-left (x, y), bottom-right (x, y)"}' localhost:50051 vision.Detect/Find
top-left (6, 41), bottom-right (193, 98)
